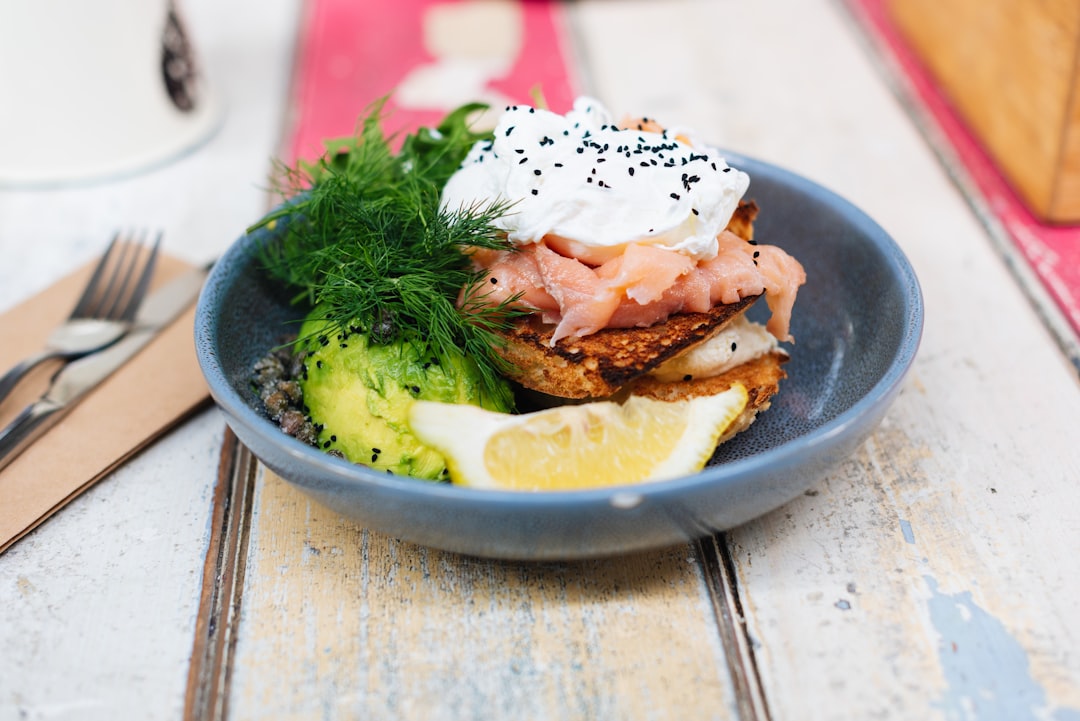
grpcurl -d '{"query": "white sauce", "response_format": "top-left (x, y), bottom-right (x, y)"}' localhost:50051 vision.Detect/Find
top-left (440, 97), bottom-right (750, 262)
top-left (649, 316), bottom-right (778, 382)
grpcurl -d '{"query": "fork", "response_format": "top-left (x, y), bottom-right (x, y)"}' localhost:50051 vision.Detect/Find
top-left (0, 231), bottom-right (161, 407)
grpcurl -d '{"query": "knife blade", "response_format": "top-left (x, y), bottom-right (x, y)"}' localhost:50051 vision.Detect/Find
top-left (0, 264), bottom-right (210, 472)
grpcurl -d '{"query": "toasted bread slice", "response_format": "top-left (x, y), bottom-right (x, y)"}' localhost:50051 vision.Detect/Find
top-left (625, 348), bottom-right (787, 408)
top-left (495, 294), bottom-right (760, 398)
top-left (513, 349), bottom-right (788, 443)
top-left (493, 198), bottom-right (765, 399)
top-left (625, 349), bottom-right (789, 442)
top-left (726, 199), bottom-right (759, 242)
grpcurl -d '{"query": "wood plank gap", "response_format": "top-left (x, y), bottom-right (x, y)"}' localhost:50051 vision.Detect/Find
top-left (183, 428), bottom-right (258, 721)
top-left (697, 534), bottom-right (772, 721)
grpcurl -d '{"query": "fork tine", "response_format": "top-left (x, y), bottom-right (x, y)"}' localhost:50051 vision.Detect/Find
top-left (99, 230), bottom-right (149, 320)
top-left (69, 232), bottom-right (123, 319)
top-left (96, 232), bottom-right (141, 320)
top-left (116, 232), bottom-right (162, 322)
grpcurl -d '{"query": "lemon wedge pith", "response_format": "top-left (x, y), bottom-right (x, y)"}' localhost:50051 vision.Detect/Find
top-left (407, 385), bottom-right (749, 491)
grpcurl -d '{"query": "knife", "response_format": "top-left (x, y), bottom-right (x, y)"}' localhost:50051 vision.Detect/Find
top-left (0, 264), bottom-right (210, 472)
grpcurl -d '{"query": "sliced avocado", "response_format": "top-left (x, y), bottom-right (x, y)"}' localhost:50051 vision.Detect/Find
top-left (296, 311), bottom-right (512, 479)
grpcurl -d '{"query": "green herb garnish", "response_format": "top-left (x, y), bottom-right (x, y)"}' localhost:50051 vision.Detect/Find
top-left (249, 99), bottom-right (524, 406)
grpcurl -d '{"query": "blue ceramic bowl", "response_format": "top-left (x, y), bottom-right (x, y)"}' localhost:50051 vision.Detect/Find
top-left (195, 154), bottom-right (923, 560)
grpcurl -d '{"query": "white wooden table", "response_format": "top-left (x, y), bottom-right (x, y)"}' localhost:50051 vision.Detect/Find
top-left (2, 1), bottom-right (1079, 719)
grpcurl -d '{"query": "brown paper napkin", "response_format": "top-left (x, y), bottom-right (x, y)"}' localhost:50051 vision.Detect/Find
top-left (0, 254), bottom-right (211, 553)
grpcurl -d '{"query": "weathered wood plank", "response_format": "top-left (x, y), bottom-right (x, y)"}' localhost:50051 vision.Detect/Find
top-left (0, 410), bottom-right (225, 721)
top-left (224, 468), bottom-right (742, 720)
top-left (573, 0), bottom-right (1080, 719)
top-left (0, 0), bottom-right (300, 718)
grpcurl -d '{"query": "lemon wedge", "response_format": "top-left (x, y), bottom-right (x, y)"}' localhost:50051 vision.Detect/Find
top-left (407, 385), bottom-right (748, 491)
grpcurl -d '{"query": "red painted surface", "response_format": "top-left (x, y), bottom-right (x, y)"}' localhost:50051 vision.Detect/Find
top-left (850, 0), bottom-right (1080, 338)
top-left (286, 0), bottom-right (579, 163)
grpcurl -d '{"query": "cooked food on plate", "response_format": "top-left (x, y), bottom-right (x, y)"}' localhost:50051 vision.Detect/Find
top-left (249, 97), bottom-right (806, 489)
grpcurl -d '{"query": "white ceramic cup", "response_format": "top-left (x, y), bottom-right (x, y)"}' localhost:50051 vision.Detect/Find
top-left (0, 0), bottom-right (220, 186)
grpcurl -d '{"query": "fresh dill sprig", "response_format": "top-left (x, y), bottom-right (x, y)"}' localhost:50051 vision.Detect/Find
top-left (249, 99), bottom-right (525, 405)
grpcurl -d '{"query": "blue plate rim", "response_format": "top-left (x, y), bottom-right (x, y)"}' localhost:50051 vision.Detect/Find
top-left (195, 151), bottom-right (923, 512)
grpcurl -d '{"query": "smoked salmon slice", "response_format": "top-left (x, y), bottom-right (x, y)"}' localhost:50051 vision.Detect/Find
top-left (465, 229), bottom-right (806, 346)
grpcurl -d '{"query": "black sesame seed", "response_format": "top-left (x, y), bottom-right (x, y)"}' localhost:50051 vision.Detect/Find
top-left (683, 374), bottom-right (693, 381)
top-left (731, 342), bottom-right (737, 352)
top-left (490, 277), bottom-right (498, 284)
